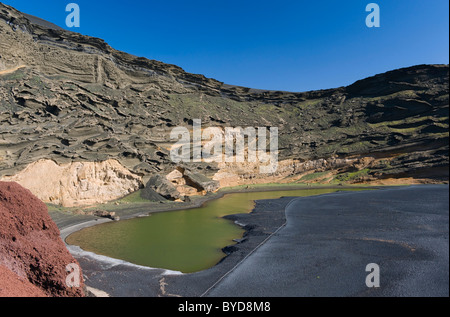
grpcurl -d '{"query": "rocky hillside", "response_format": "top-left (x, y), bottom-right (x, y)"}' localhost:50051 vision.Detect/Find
top-left (0, 3), bottom-right (448, 206)
top-left (0, 181), bottom-right (84, 296)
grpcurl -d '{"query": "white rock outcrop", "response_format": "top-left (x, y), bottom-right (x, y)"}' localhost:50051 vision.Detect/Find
top-left (0, 159), bottom-right (143, 207)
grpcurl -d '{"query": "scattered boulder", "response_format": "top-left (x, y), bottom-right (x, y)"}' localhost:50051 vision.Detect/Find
top-left (139, 186), bottom-right (167, 202)
top-left (184, 171), bottom-right (220, 193)
top-left (92, 210), bottom-right (119, 221)
top-left (145, 174), bottom-right (181, 200)
top-left (143, 170), bottom-right (219, 201)
top-left (166, 169), bottom-right (184, 184)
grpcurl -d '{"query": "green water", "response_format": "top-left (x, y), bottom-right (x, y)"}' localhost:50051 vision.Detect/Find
top-left (66, 188), bottom-right (360, 273)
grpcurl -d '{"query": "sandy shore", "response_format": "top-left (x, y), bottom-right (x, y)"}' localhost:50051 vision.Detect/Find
top-left (52, 184), bottom-right (377, 297)
top-left (52, 184), bottom-right (448, 297)
top-left (207, 184), bottom-right (449, 297)
top-left (54, 184), bottom-right (374, 241)
top-left (59, 192), bottom-right (300, 297)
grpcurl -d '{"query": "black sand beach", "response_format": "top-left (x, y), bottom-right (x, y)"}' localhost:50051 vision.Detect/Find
top-left (56, 185), bottom-right (449, 297)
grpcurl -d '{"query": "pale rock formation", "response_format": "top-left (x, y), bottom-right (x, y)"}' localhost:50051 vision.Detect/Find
top-left (0, 159), bottom-right (143, 207)
top-left (213, 157), bottom-right (359, 187)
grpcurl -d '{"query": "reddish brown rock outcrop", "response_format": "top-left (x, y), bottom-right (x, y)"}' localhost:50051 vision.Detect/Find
top-left (0, 181), bottom-right (84, 297)
top-left (0, 264), bottom-right (46, 297)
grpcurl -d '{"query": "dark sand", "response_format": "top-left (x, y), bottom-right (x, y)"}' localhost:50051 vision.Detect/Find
top-left (207, 184), bottom-right (449, 297)
top-left (56, 185), bottom-right (449, 297)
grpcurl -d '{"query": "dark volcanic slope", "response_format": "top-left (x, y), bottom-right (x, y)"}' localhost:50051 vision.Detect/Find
top-left (0, 3), bottom-right (448, 189)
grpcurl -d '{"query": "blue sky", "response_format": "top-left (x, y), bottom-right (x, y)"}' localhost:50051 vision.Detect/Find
top-left (2, 0), bottom-right (449, 92)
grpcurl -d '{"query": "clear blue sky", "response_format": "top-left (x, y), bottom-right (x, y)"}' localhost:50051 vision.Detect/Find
top-left (2, 0), bottom-right (449, 92)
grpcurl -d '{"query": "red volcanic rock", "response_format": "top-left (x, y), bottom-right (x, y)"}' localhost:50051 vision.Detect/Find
top-left (0, 181), bottom-right (84, 297)
top-left (0, 264), bottom-right (46, 297)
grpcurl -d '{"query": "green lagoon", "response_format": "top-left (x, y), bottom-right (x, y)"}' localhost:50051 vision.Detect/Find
top-left (66, 188), bottom-right (361, 273)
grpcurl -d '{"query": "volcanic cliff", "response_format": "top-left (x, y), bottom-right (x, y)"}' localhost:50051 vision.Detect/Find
top-left (0, 181), bottom-right (84, 297)
top-left (0, 3), bottom-right (448, 206)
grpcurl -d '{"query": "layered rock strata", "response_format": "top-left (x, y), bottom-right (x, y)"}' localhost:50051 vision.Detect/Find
top-left (0, 3), bottom-right (448, 204)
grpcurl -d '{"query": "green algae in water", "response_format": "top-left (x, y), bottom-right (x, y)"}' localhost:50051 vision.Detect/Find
top-left (66, 188), bottom-right (363, 273)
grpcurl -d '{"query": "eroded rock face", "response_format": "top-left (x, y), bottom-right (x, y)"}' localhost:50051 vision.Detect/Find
top-left (0, 159), bottom-right (143, 207)
top-left (212, 157), bottom-right (357, 187)
top-left (0, 264), bottom-right (47, 297)
top-left (0, 2), bottom-right (448, 200)
top-left (0, 181), bottom-right (84, 297)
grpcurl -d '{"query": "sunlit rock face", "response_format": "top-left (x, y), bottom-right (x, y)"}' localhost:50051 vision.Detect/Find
top-left (0, 3), bottom-right (448, 205)
top-left (1, 159), bottom-right (143, 207)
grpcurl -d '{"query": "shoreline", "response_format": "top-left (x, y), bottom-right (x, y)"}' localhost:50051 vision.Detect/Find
top-left (56, 184), bottom-right (387, 296)
top-left (57, 184), bottom-right (383, 270)
top-left (59, 184), bottom-right (448, 297)
top-left (205, 184), bottom-right (449, 297)
top-left (63, 192), bottom-right (302, 296)
top-left (56, 183), bottom-right (382, 237)
top-left (56, 184), bottom-right (399, 272)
